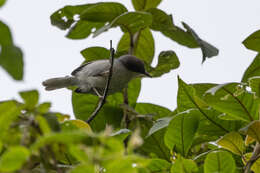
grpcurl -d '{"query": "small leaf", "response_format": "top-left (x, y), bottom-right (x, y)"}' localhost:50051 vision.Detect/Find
top-left (164, 110), bottom-right (200, 156)
top-left (0, 146), bottom-right (30, 172)
top-left (80, 2), bottom-right (127, 22)
top-left (217, 132), bottom-right (245, 155)
top-left (249, 76), bottom-right (260, 98)
top-left (242, 54), bottom-right (260, 82)
top-left (243, 30), bottom-right (260, 52)
top-left (94, 11), bottom-right (152, 37)
top-left (132, 0), bottom-right (162, 11)
top-left (146, 117), bottom-right (172, 137)
top-left (243, 153), bottom-right (260, 173)
top-left (62, 119), bottom-right (92, 132)
top-left (80, 46), bottom-right (110, 61)
top-left (240, 120), bottom-right (260, 142)
top-left (0, 45), bottom-right (24, 80)
top-left (36, 116), bottom-right (51, 134)
top-left (245, 135), bottom-right (255, 146)
top-left (19, 90), bottom-right (39, 110)
top-left (111, 129), bottom-right (131, 141)
top-left (182, 22), bottom-right (219, 63)
top-left (149, 50), bottom-right (180, 77)
top-left (0, 20), bottom-right (13, 45)
top-left (117, 28), bottom-right (154, 65)
top-left (204, 151), bottom-right (236, 173)
top-left (36, 102), bottom-right (51, 113)
top-left (171, 157), bottom-right (198, 173)
top-left (147, 158), bottom-right (171, 172)
top-left (0, 0), bottom-right (6, 7)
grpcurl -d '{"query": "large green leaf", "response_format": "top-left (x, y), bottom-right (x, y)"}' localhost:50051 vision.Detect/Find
top-left (149, 50), bottom-right (180, 77)
top-left (0, 45), bottom-right (24, 80)
top-left (146, 117), bottom-right (172, 137)
top-left (147, 158), bottom-right (171, 172)
top-left (0, 20), bottom-right (13, 45)
top-left (19, 90), bottom-right (39, 110)
top-left (204, 83), bottom-right (260, 122)
top-left (135, 103), bottom-right (171, 120)
top-left (164, 110), bottom-right (200, 156)
top-left (249, 76), bottom-right (260, 98)
top-left (94, 12), bottom-right (152, 37)
top-left (171, 157), bottom-right (198, 173)
top-left (217, 132), bottom-right (245, 156)
top-left (243, 30), bottom-right (260, 52)
top-left (0, 146), bottom-right (30, 172)
top-left (80, 46), bottom-right (110, 61)
top-left (204, 151), bottom-right (236, 173)
top-left (182, 22), bottom-right (219, 63)
top-left (132, 0), bottom-right (162, 11)
top-left (242, 54), bottom-right (260, 82)
top-left (80, 2), bottom-right (127, 22)
top-left (117, 28), bottom-right (154, 65)
top-left (240, 120), bottom-right (260, 143)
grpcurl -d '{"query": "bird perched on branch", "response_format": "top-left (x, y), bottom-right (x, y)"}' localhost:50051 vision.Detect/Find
top-left (42, 55), bottom-right (151, 97)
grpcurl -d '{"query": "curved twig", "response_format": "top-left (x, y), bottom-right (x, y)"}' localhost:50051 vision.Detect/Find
top-left (86, 40), bottom-right (115, 124)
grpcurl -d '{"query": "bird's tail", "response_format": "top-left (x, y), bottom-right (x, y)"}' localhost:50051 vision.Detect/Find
top-left (42, 76), bottom-right (79, 91)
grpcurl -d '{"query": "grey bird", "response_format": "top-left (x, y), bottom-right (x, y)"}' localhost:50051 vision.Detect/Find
top-left (42, 55), bottom-right (151, 96)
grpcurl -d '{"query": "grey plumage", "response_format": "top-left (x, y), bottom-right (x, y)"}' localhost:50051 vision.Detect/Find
top-left (42, 55), bottom-right (150, 95)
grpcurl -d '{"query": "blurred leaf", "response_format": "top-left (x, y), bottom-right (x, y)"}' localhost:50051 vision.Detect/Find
top-left (204, 151), bottom-right (236, 173)
top-left (66, 20), bottom-right (104, 39)
top-left (0, 101), bottom-right (20, 140)
top-left (111, 129), bottom-right (131, 141)
top-left (19, 90), bottom-right (39, 110)
top-left (0, 146), bottom-right (30, 172)
top-left (217, 132), bottom-right (245, 155)
top-left (62, 119), bottom-right (91, 132)
top-left (132, 0), bottom-right (162, 11)
top-left (0, 45), bottom-right (24, 80)
top-left (94, 12), bottom-right (152, 37)
top-left (147, 158), bottom-right (171, 172)
top-left (36, 102), bottom-right (51, 113)
top-left (243, 30), bottom-right (260, 52)
top-left (245, 135), bottom-right (255, 146)
top-left (36, 116), bottom-right (51, 134)
top-left (164, 110), bottom-right (200, 156)
top-left (0, 141), bottom-right (2, 153)
top-left (249, 76), bottom-right (260, 98)
top-left (69, 145), bottom-right (89, 163)
top-left (243, 153), bottom-right (260, 173)
top-left (240, 120), bottom-right (260, 142)
top-left (117, 28), bottom-right (154, 65)
top-left (171, 157), bottom-right (198, 173)
top-left (147, 8), bottom-right (175, 31)
top-left (182, 22), bottom-right (219, 63)
top-left (0, 20), bottom-right (13, 45)
top-left (242, 54), bottom-right (260, 82)
top-left (128, 78), bottom-right (141, 107)
top-left (80, 46), bottom-right (110, 61)
top-left (149, 50), bottom-right (180, 77)
top-left (146, 117), bottom-right (172, 137)
top-left (43, 114), bottom-right (61, 132)
top-left (204, 83), bottom-right (260, 122)
top-left (80, 2), bottom-right (127, 22)
top-left (0, 0), bottom-right (6, 7)
top-left (70, 164), bottom-right (95, 173)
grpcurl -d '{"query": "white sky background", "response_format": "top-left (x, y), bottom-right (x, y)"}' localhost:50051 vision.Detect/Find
top-left (0, 0), bottom-right (259, 117)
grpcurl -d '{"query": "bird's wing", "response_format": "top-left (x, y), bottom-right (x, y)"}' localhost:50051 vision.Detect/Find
top-left (71, 62), bottom-right (92, 76)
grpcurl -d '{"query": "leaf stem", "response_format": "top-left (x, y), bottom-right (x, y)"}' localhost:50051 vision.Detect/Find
top-left (244, 143), bottom-right (260, 173)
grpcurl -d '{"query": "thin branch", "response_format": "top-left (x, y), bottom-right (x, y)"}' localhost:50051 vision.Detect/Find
top-left (222, 87), bottom-right (254, 121)
top-left (244, 143), bottom-right (260, 173)
top-left (86, 40), bottom-right (115, 124)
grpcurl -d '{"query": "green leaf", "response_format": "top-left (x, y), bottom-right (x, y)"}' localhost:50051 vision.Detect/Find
top-left (0, 101), bottom-right (20, 140)
top-left (117, 28), bottom-right (155, 65)
top-left (204, 151), bottom-right (236, 173)
top-left (147, 158), bottom-right (171, 172)
top-left (149, 50), bottom-right (180, 77)
top-left (70, 164), bottom-right (95, 173)
top-left (243, 30), bottom-right (260, 52)
top-left (80, 2), bottom-right (127, 22)
top-left (66, 20), bottom-right (104, 39)
top-left (242, 54), bottom-right (260, 82)
top-left (0, 0), bottom-right (6, 7)
top-left (61, 119), bottom-right (91, 132)
top-left (128, 78), bottom-right (141, 107)
top-left (111, 129), bottom-right (131, 141)
top-left (94, 11), bottom-right (152, 37)
top-left (164, 110), bottom-right (200, 156)
top-left (36, 102), bottom-right (51, 113)
top-left (132, 0), bottom-right (162, 11)
top-left (243, 153), bottom-right (260, 173)
top-left (0, 146), bottom-right (30, 172)
top-left (217, 132), bottom-right (245, 155)
top-left (35, 115), bottom-right (51, 134)
top-left (0, 45), bottom-right (24, 80)
top-left (80, 46), bottom-right (110, 61)
top-left (147, 8), bottom-right (175, 32)
top-left (19, 90), bottom-right (39, 110)
top-left (204, 83), bottom-right (260, 122)
top-left (249, 76), bottom-right (260, 98)
top-left (135, 103), bottom-right (171, 120)
top-left (146, 117), bottom-right (172, 137)
top-left (182, 22), bottom-right (219, 63)
top-left (240, 120), bottom-right (260, 142)
top-left (171, 157), bottom-right (198, 173)
top-left (0, 20), bottom-right (13, 45)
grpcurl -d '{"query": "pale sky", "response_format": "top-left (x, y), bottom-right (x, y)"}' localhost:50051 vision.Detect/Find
top-left (1, 0), bottom-right (259, 117)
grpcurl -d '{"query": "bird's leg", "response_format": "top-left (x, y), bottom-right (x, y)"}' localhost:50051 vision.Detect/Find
top-left (93, 87), bottom-right (104, 100)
